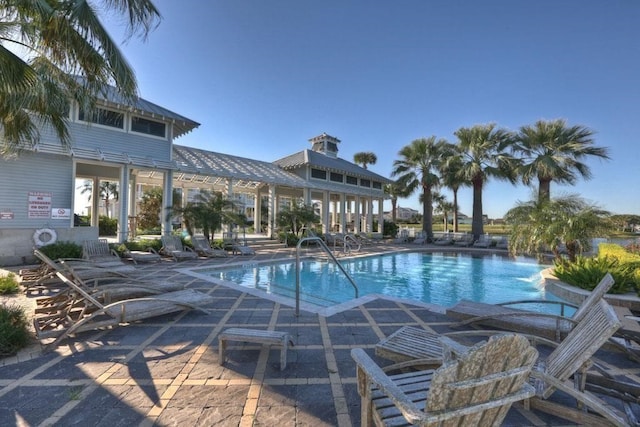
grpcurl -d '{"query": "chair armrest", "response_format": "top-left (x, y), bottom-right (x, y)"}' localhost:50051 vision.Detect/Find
top-left (440, 336), bottom-right (471, 361)
top-left (351, 348), bottom-right (426, 424)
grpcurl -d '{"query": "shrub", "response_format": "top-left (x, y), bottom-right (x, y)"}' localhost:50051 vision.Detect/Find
top-left (111, 238), bottom-right (162, 257)
top-left (553, 255), bottom-right (639, 294)
top-left (0, 274), bottom-right (20, 295)
top-left (99, 216), bottom-right (118, 236)
top-left (383, 221), bottom-right (399, 238)
top-left (0, 304), bottom-right (31, 356)
top-left (38, 241), bottom-right (82, 259)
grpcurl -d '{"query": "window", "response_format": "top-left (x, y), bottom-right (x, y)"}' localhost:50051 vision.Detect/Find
top-left (360, 179), bottom-right (371, 187)
top-left (311, 168), bottom-right (327, 180)
top-left (330, 172), bottom-right (343, 183)
top-left (78, 107), bottom-right (124, 129)
top-left (131, 116), bottom-right (166, 138)
top-left (372, 181), bottom-right (382, 190)
top-left (346, 175), bottom-right (358, 185)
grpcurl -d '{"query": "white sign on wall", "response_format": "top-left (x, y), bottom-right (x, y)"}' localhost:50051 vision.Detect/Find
top-left (28, 192), bottom-right (52, 219)
top-left (51, 208), bottom-right (71, 219)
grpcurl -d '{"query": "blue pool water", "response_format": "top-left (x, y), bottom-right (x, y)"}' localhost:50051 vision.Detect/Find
top-left (191, 252), bottom-right (568, 312)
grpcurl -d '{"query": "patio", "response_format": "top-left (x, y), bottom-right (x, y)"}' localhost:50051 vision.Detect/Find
top-left (1, 245), bottom-right (639, 426)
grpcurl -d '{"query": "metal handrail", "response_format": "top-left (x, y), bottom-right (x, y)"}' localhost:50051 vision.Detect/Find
top-left (295, 236), bottom-right (359, 316)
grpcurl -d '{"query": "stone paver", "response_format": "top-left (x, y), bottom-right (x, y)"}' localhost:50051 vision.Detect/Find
top-left (1, 244), bottom-right (639, 426)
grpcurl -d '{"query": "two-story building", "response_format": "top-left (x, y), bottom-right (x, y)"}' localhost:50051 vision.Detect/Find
top-left (0, 89), bottom-right (389, 266)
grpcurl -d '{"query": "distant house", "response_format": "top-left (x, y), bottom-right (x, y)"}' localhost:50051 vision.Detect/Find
top-left (384, 206), bottom-right (419, 221)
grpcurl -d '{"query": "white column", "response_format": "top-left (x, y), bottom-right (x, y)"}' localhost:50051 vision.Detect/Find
top-left (303, 188), bottom-right (311, 206)
top-left (322, 191), bottom-right (330, 234)
top-left (367, 198), bottom-right (374, 233)
top-left (377, 198), bottom-right (384, 235)
top-left (128, 173), bottom-right (137, 239)
top-left (253, 192), bottom-right (261, 233)
top-left (268, 185), bottom-right (276, 238)
top-left (226, 178), bottom-right (233, 233)
top-left (339, 193), bottom-right (347, 233)
top-left (117, 166), bottom-right (130, 243)
top-left (354, 195), bottom-right (361, 234)
top-left (162, 170), bottom-right (173, 236)
top-left (91, 177), bottom-right (100, 227)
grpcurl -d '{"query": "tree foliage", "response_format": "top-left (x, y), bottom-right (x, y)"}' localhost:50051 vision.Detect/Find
top-left (276, 203), bottom-right (320, 236)
top-left (512, 119), bottom-right (609, 201)
top-left (137, 187), bottom-right (163, 231)
top-left (0, 0), bottom-right (161, 153)
top-left (168, 190), bottom-right (241, 241)
top-left (504, 194), bottom-right (612, 262)
top-left (392, 136), bottom-right (448, 240)
top-left (353, 151), bottom-right (377, 169)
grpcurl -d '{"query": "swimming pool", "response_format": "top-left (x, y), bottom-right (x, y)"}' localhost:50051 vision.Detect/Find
top-left (186, 252), bottom-right (568, 314)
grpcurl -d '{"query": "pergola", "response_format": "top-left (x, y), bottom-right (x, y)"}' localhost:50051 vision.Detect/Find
top-left (133, 144), bottom-right (390, 239)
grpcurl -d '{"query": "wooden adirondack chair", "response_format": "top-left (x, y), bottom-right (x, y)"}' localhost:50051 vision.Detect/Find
top-left (447, 273), bottom-right (616, 342)
top-left (352, 334), bottom-right (538, 426)
top-left (375, 298), bottom-right (633, 426)
top-left (160, 236), bottom-right (198, 261)
top-left (34, 272), bottom-right (214, 352)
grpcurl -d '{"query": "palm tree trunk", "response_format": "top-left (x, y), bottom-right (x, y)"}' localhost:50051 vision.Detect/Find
top-left (471, 178), bottom-right (484, 240)
top-left (391, 198), bottom-right (397, 223)
top-left (422, 185), bottom-right (433, 240)
top-left (538, 178), bottom-right (552, 202)
top-left (452, 188), bottom-right (459, 232)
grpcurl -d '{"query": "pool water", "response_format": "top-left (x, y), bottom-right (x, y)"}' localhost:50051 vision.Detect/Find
top-left (192, 252), bottom-right (568, 313)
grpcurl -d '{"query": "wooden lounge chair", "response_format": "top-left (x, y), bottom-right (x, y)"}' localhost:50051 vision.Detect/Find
top-left (495, 236), bottom-right (509, 249)
top-left (123, 247), bottom-right (161, 264)
top-left (352, 334), bottom-right (538, 426)
top-left (392, 229), bottom-right (409, 244)
top-left (453, 233), bottom-right (474, 247)
top-left (34, 266), bottom-right (186, 316)
top-left (433, 233), bottom-right (454, 245)
top-left (160, 235), bottom-right (198, 261)
top-left (473, 233), bottom-right (492, 248)
top-left (446, 273), bottom-right (616, 342)
top-left (374, 299), bottom-right (633, 426)
top-left (82, 239), bottom-right (136, 271)
top-left (28, 249), bottom-right (131, 294)
top-left (34, 272), bottom-right (214, 352)
top-left (191, 235), bottom-right (228, 258)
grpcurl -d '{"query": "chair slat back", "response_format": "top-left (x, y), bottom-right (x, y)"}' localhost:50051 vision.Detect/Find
top-left (82, 239), bottom-right (111, 259)
top-left (426, 334), bottom-right (538, 426)
top-left (571, 273), bottom-right (615, 323)
top-left (162, 236), bottom-right (182, 251)
top-left (539, 298), bottom-right (621, 399)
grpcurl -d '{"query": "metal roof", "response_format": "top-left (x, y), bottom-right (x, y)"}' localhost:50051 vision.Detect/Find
top-left (98, 85), bottom-right (200, 139)
top-left (274, 149), bottom-right (391, 183)
top-left (171, 145), bottom-right (308, 189)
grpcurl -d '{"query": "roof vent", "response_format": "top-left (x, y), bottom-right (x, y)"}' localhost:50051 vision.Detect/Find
top-left (309, 132), bottom-right (340, 158)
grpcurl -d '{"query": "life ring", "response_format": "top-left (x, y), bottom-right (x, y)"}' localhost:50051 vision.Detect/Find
top-left (33, 228), bottom-right (57, 247)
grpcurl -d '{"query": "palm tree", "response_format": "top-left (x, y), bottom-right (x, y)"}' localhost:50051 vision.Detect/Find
top-left (169, 190), bottom-right (240, 241)
top-left (439, 143), bottom-right (468, 232)
top-left (455, 124), bottom-right (518, 240)
top-left (80, 180), bottom-right (119, 217)
top-left (432, 192), bottom-right (454, 232)
top-left (353, 152), bottom-right (377, 170)
top-left (384, 180), bottom-right (409, 223)
top-left (0, 0), bottom-right (161, 153)
top-left (392, 137), bottom-right (448, 241)
top-left (504, 194), bottom-right (611, 262)
top-left (512, 119), bottom-right (610, 202)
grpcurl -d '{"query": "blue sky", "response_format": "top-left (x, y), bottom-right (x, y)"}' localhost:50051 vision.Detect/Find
top-left (104, 0), bottom-right (639, 218)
